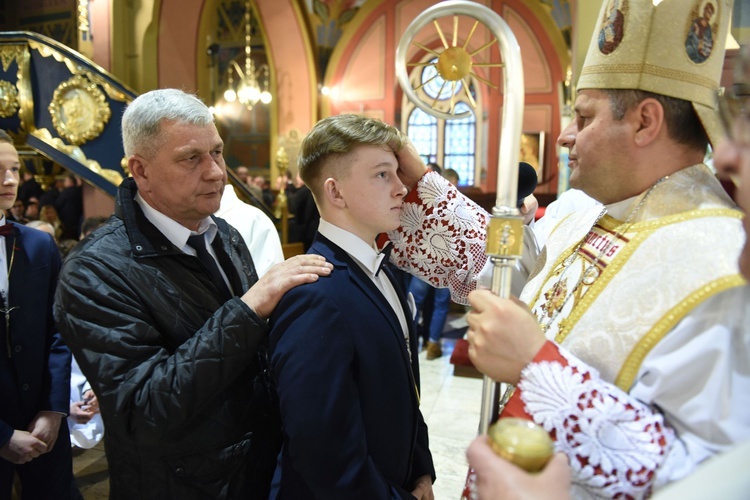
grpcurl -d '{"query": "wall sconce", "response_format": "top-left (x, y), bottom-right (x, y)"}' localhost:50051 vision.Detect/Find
top-left (223, 1), bottom-right (272, 109)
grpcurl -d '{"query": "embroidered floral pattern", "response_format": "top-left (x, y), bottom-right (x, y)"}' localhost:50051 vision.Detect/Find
top-left (519, 347), bottom-right (673, 499)
top-left (387, 172), bottom-right (488, 305)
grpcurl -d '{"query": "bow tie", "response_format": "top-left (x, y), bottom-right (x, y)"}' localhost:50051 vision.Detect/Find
top-left (375, 242), bottom-right (393, 277)
top-left (0, 223), bottom-right (16, 237)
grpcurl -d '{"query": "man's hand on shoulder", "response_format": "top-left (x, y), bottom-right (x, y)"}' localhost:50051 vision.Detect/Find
top-left (395, 139), bottom-right (428, 191)
top-left (242, 254), bottom-right (332, 319)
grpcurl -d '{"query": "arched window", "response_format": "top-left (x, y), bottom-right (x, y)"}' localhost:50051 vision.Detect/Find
top-left (401, 57), bottom-right (481, 187)
top-left (407, 107), bottom-right (438, 166)
top-left (444, 102), bottom-right (476, 185)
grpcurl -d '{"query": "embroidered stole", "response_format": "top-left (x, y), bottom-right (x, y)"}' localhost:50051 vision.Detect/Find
top-left (521, 166), bottom-right (746, 390)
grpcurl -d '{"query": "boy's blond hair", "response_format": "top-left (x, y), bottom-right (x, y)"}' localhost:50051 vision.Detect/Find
top-left (298, 114), bottom-right (405, 201)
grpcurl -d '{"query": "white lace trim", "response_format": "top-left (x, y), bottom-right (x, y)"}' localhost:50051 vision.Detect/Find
top-left (387, 172), bottom-right (488, 305)
top-left (519, 347), bottom-right (674, 499)
top-left (463, 469), bottom-right (479, 500)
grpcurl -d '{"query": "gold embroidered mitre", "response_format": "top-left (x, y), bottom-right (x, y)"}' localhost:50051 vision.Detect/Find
top-left (578, 0), bottom-right (733, 146)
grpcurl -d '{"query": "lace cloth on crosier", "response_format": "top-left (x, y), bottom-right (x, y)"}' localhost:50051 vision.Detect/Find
top-left (385, 171), bottom-right (488, 305)
top-left (519, 344), bottom-right (675, 499)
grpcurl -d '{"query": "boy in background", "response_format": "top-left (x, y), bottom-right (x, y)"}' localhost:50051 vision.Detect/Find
top-left (0, 129), bottom-right (73, 498)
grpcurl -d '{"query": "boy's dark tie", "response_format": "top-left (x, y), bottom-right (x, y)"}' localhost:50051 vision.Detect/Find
top-left (375, 242), bottom-right (393, 277)
top-left (0, 224), bottom-right (16, 237)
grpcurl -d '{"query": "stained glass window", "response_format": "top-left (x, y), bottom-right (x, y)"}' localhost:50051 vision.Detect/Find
top-left (444, 102), bottom-right (476, 185)
top-left (407, 107), bottom-right (438, 165)
top-left (403, 58), bottom-right (479, 187)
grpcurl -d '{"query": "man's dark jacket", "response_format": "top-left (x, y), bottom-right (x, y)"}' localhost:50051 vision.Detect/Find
top-left (54, 178), bottom-right (280, 499)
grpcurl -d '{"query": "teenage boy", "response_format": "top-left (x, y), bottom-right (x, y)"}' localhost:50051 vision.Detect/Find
top-left (0, 129), bottom-right (74, 498)
top-left (269, 114), bottom-right (435, 499)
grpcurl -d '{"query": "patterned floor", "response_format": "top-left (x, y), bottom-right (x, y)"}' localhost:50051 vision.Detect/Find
top-left (73, 442), bottom-right (109, 498)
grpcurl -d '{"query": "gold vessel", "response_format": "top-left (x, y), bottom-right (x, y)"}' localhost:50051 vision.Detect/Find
top-left (488, 418), bottom-right (554, 473)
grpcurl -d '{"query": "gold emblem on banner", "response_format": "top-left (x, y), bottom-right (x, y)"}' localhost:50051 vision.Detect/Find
top-left (0, 80), bottom-right (19, 118)
top-left (31, 128), bottom-right (124, 187)
top-left (48, 74), bottom-right (111, 145)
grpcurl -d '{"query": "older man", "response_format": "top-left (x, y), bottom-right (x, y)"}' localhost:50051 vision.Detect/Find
top-left (54, 89), bottom-right (331, 499)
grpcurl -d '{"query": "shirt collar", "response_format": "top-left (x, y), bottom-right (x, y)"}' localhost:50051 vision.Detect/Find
top-left (604, 194), bottom-right (638, 220)
top-left (318, 218), bottom-right (383, 276)
top-left (135, 192), bottom-right (217, 251)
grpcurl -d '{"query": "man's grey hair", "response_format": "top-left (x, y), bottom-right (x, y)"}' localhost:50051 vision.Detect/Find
top-left (121, 89), bottom-right (214, 158)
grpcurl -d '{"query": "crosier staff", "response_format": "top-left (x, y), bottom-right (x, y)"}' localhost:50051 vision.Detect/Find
top-left (395, 0), bottom-right (525, 435)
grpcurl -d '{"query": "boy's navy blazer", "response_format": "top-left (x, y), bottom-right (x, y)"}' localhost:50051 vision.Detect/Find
top-left (0, 222), bottom-right (70, 446)
top-left (270, 233), bottom-right (435, 499)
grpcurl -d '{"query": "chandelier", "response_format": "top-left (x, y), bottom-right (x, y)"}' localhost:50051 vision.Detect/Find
top-left (223, 1), bottom-right (272, 109)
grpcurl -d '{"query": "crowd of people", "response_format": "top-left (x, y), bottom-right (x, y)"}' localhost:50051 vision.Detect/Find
top-left (234, 165), bottom-right (276, 209)
top-left (231, 164), bottom-right (321, 252)
top-left (1, 0), bottom-right (748, 498)
top-left (6, 171), bottom-right (87, 256)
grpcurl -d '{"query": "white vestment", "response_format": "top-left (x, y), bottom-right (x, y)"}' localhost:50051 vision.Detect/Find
top-left (215, 185), bottom-right (284, 278)
top-left (386, 166), bottom-right (749, 498)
